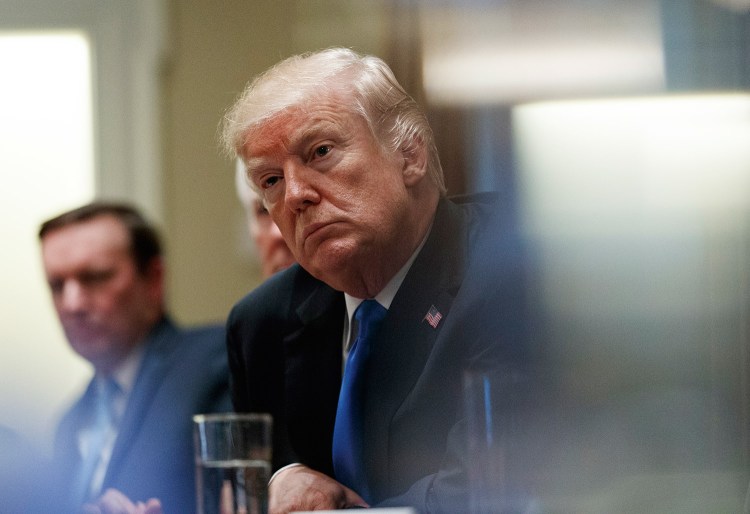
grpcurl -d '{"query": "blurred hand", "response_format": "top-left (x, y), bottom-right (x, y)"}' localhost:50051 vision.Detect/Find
top-left (269, 465), bottom-right (368, 513)
top-left (82, 488), bottom-right (163, 514)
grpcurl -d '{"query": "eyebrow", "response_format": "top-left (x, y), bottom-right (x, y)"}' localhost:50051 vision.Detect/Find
top-left (245, 119), bottom-right (343, 176)
top-left (294, 118), bottom-right (341, 148)
top-left (244, 156), bottom-right (270, 178)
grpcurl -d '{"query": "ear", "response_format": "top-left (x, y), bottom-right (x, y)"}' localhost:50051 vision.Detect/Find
top-left (400, 137), bottom-right (429, 188)
top-left (143, 256), bottom-right (165, 303)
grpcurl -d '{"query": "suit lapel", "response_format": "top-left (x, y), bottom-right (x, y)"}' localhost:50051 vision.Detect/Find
top-left (365, 198), bottom-right (470, 492)
top-left (56, 381), bottom-right (97, 482)
top-left (282, 280), bottom-right (344, 473)
top-left (104, 320), bottom-right (176, 485)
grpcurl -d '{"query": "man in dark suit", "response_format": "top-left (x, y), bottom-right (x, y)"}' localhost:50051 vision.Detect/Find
top-left (221, 48), bottom-right (532, 513)
top-left (39, 202), bottom-right (231, 514)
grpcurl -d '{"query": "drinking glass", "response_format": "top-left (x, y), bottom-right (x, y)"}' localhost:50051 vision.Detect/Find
top-left (193, 413), bottom-right (272, 514)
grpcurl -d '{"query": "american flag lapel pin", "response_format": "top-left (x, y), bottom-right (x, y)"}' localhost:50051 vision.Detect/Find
top-left (423, 305), bottom-right (443, 329)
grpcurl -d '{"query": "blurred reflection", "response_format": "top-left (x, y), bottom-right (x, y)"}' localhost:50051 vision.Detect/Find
top-left (421, 0), bottom-right (665, 105)
top-left (510, 93), bottom-right (750, 512)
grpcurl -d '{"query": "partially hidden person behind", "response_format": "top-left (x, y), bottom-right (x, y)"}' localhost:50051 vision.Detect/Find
top-left (39, 202), bottom-right (232, 514)
top-left (235, 158), bottom-right (296, 278)
top-left (222, 48), bottom-right (532, 513)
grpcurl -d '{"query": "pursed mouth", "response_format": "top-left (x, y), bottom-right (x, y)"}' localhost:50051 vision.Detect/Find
top-left (301, 221), bottom-right (331, 241)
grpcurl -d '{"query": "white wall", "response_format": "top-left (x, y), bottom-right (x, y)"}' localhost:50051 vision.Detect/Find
top-left (0, 0), bottom-right (165, 452)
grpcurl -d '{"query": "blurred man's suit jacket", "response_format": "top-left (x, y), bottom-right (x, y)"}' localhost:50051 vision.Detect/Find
top-left (53, 319), bottom-right (231, 514)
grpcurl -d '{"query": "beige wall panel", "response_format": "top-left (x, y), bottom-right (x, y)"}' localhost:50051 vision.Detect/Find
top-left (163, 1), bottom-right (390, 324)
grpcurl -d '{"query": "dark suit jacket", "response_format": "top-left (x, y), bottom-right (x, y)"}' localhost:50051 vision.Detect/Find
top-left (227, 194), bottom-right (533, 513)
top-left (53, 318), bottom-right (232, 514)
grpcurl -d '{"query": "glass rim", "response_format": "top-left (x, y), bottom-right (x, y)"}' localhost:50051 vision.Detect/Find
top-left (193, 412), bottom-right (272, 424)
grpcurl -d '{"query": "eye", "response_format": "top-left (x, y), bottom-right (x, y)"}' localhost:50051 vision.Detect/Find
top-left (48, 279), bottom-right (63, 295)
top-left (260, 175), bottom-right (282, 189)
top-left (80, 270), bottom-right (115, 287)
top-left (312, 145), bottom-right (332, 159)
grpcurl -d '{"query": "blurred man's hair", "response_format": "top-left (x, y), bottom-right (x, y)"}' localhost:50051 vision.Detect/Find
top-left (39, 201), bottom-right (162, 275)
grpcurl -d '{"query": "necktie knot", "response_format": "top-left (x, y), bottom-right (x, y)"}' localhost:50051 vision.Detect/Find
top-left (353, 299), bottom-right (387, 345)
top-left (94, 377), bottom-right (120, 426)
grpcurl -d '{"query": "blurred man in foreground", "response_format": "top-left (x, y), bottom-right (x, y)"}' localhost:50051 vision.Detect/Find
top-left (39, 202), bottom-right (231, 514)
top-left (0, 424), bottom-right (47, 513)
top-left (222, 48), bottom-right (530, 513)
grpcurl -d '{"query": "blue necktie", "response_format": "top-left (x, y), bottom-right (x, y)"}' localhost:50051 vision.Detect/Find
top-left (73, 378), bottom-right (118, 505)
top-left (332, 299), bottom-right (387, 501)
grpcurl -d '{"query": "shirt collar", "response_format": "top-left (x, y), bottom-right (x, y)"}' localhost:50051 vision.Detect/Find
top-left (344, 226), bottom-right (431, 343)
top-left (95, 342), bottom-right (146, 398)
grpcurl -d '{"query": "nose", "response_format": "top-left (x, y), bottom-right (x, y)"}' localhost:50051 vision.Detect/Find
top-left (59, 280), bottom-right (87, 313)
top-left (284, 161), bottom-right (320, 212)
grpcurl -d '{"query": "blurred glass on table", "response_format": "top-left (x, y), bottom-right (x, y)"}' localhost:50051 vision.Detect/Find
top-left (193, 413), bottom-right (272, 514)
top-left (464, 366), bottom-right (541, 514)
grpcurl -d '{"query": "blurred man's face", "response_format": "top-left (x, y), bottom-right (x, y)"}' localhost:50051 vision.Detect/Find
top-left (41, 215), bottom-right (162, 373)
top-left (243, 89), bottom-right (419, 293)
top-left (249, 197), bottom-right (295, 278)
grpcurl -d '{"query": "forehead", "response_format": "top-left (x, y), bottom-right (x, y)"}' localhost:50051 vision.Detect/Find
top-left (42, 215), bottom-right (131, 266)
top-left (242, 87), bottom-right (365, 157)
top-left (243, 111), bottom-right (301, 158)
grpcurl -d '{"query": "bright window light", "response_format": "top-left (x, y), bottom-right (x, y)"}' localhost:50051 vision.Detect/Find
top-left (514, 93), bottom-right (750, 237)
top-left (421, 2), bottom-right (666, 105)
top-left (0, 31), bottom-right (94, 448)
top-left (424, 41), bottom-right (665, 105)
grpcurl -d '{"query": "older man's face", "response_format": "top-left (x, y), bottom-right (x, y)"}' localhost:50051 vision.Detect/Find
top-left (41, 215), bottom-right (162, 372)
top-left (243, 92), bottom-right (416, 290)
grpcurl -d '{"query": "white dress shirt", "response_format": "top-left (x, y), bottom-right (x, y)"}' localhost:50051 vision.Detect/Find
top-left (77, 344), bottom-right (145, 499)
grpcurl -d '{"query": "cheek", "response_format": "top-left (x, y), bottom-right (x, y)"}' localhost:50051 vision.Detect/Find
top-left (271, 214), bottom-right (296, 245)
top-left (104, 283), bottom-right (141, 315)
top-left (250, 223), bottom-right (262, 241)
top-left (52, 296), bottom-right (65, 312)
top-left (256, 235), bottom-right (274, 257)
top-left (354, 180), bottom-right (403, 220)
top-left (95, 294), bottom-right (122, 317)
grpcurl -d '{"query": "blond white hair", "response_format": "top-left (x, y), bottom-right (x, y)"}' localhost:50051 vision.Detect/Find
top-left (221, 47), bottom-right (446, 194)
